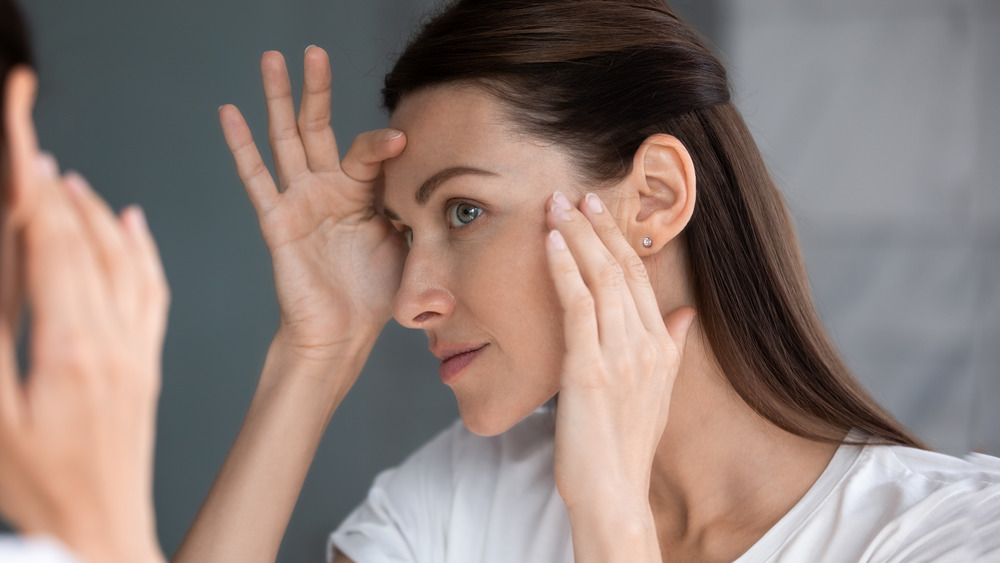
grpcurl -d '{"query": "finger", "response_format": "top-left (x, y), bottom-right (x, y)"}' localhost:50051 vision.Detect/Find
top-left (1, 68), bottom-right (39, 333)
top-left (340, 129), bottom-right (407, 184)
top-left (261, 50), bottom-right (309, 185)
top-left (219, 104), bottom-right (280, 216)
top-left (2, 66), bottom-right (39, 212)
top-left (545, 229), bottom-right (600, 358)
top-left (120, 206), bottom-right (170, 347)
top-left (23, 156), bottom-right (109, 336)
top-left (298, 46), bottom-right (340, 172)
top-left (63, 172), bottom-right (137, 321)
top-left (546, 191), bottom-right (628, 346)
top-left (577, 193), bottom-right (665, 333)
top-left (0, 321), bottom-right (22, 427)
top-left (663, 307), bottom-right (696, 357)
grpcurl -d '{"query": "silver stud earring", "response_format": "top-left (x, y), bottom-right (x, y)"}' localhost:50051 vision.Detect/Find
top-left (642, 237), bottom-right (653, 248)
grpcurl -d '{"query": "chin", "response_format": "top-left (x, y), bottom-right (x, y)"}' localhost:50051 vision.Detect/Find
top-left (454, 391), bottom-right (556, 437)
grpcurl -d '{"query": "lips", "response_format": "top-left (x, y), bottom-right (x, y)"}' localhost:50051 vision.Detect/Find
top-left (435, 343), bottom-right (488, 384)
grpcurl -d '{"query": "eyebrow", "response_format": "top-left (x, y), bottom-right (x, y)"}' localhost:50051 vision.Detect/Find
top-left (383, 166), bottom-right (498, 221)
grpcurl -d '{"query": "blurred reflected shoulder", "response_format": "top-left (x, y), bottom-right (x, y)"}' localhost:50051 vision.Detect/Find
top-left (0, 536), bottom-right (81, 563)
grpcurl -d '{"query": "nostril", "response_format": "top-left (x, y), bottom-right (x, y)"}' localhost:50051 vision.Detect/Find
top-left (414, 311), bottom-right (434, 324)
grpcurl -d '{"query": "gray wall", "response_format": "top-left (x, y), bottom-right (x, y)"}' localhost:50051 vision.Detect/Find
top-left (723, 0), bottom-right (999, 455)
top-left (13, 0), bottom-right (995, 561)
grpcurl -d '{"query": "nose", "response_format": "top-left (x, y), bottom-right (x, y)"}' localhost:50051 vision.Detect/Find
top-left (392, 244), bottom-right (455, 330)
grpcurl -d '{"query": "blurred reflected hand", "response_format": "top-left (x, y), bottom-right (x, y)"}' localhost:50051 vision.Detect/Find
top-left (219, 46), bottom-right (407, 365)
top-left (0, 68), bottom-right (169, 563)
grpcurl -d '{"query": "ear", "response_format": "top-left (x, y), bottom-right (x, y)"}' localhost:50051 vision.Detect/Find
top-left (2, 66), bottom-right (39, 210)
top-left (615, 134), bottom-right (696, 255)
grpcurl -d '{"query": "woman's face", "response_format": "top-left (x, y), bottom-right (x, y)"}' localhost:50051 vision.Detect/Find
top-left (383, 86), bottom-right (583, 436)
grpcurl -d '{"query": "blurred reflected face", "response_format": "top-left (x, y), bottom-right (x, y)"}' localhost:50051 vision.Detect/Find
top-left (384, 86), bottom-right (578, 436)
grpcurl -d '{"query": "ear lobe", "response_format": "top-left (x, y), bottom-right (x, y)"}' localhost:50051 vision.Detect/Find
top-left (627, 134), bottom-right (696, 254)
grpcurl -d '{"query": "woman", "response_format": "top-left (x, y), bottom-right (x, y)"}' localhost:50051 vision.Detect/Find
top-left (177, 0), bottom-right (1000, 561)
top-left (0, 0), bottom-right (170, 561)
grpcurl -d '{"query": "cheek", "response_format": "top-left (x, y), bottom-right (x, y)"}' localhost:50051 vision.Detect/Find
top-left (476, 223), bottom-right (565, 378)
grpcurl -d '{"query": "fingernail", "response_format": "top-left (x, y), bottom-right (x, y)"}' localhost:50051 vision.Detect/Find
top-left (36, 152), bottom-right (58, 178)
top-left (64, 171), bottom-right (88, 196)
top-left (548, 229), bottom-right (566, 250)
top-left (585, 193), bottom-right (603, 213)
top-left (552, 190), bottom-right (572, 211)
top-left (384, 129), bottom-right (404, 141)
top-left (550, 203), bottom-right (571, 221)
top-left (305, 44), bottom-right (317, 54)
top-left (124, 205), bottom-right (147, 232)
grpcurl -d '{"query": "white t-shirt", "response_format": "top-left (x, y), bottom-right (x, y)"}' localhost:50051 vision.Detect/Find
top-left (329, 410), bottom-right (1000, 562)
top-left (0, 535), bottom-right (79, 563)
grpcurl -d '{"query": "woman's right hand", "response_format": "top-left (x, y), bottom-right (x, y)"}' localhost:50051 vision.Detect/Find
top-left (219, 46), bottom-right (407, 363)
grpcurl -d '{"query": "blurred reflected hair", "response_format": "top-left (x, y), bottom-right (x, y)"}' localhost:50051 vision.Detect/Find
top-left (384, 0), bottom-right (922, 448)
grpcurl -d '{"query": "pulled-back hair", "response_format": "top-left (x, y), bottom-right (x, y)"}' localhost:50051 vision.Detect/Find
top-left (384, 0), bottom-right (922, 448)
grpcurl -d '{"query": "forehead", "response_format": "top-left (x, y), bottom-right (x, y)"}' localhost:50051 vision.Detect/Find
top-left (382, 86), bottom-right (563, 201)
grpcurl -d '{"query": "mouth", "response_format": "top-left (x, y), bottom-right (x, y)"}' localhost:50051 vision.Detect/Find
top-left (435, 343), bottom-right (488, 384)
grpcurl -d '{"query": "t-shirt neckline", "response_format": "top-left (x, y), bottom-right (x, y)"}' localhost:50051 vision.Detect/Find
top-left (733, 435), bottom-right (867, 562)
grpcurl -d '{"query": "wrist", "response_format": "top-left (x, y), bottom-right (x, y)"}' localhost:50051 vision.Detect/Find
top-left (566, 497), bottom-right (660, 562)
top-left (256, 327), bottom-right (379, 420)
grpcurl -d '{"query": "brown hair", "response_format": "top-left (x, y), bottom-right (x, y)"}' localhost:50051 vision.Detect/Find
top-left (384, 0), bottom-right (922, 448)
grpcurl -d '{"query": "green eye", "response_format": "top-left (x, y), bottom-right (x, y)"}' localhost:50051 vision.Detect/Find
top-left (448, 202), bottom-right (483, 227)
top-left (403, 230), bottom-right (413, 248)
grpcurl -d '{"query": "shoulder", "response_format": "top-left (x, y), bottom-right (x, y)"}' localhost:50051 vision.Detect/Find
top-left (743, 441), bottom-right (1000, 562)
top-left (0, 535), bottom-right (81, 563)
top-left (839, 444), bottom-right (1000, 562)
top-left (852, 443), bottom-right (1000, 496)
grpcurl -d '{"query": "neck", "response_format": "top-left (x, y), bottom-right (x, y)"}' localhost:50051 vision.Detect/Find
top-left (647, 323), bottom-right (839, 558)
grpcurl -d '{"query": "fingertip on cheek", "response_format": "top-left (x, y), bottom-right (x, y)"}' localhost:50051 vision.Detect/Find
top-left (584, 192), bottom-right (603, 213)
top-left (548, 229), bottom-right (566, 250)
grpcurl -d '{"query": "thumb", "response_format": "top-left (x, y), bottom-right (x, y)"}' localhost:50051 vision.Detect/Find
top-left (663, 306), bottom-right (696, 356)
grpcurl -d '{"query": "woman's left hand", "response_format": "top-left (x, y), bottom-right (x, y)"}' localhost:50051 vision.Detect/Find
top-left (544, 191), bottom-right (695, 557)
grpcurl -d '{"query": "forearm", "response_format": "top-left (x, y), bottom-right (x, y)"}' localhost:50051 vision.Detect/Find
top-left (172, 331), bottom-right (376, 563)
top-left (568, 498), bottom-right (661, 563)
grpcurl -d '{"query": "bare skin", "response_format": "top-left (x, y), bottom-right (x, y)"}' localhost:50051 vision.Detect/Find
top-left (0, 67), bottom-right (169, 563)
top-left (179, 48), bottom-right (838, 563)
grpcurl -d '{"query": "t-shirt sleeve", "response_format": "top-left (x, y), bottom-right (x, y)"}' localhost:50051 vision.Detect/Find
top-left (328, 420), bottom-right (461, 563)
top-left (865, 452), bottom-right (1000, 562)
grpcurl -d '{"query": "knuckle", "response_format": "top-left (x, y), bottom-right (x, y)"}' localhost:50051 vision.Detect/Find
top-left (636, 341), bottom-right (658, 369)
top-left (270, 124), bottom-right (299, 142)
top-left (242, 158), bottom-right (270, 182)
top-left (595, 217), bottom-right (620, 237)
top-left (55, 332), bottom-right (102, 375)
top-left (568, 292), bottom-right (596, 319)
top-left (555, 261), bottom-right (579, 279)
top-left (298, 114), bottom-right (330, 133)
top-left (598, 263), bottom-right (625, 289)
top-left (622, 253), bottom-right (649, 282)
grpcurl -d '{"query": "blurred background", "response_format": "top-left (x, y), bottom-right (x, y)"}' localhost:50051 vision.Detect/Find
top-left (12, 0), bottom-right (998, 560)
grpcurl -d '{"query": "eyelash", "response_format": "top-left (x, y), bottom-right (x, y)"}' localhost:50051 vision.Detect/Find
top-left (396, 200), bottom-right (485, 248)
